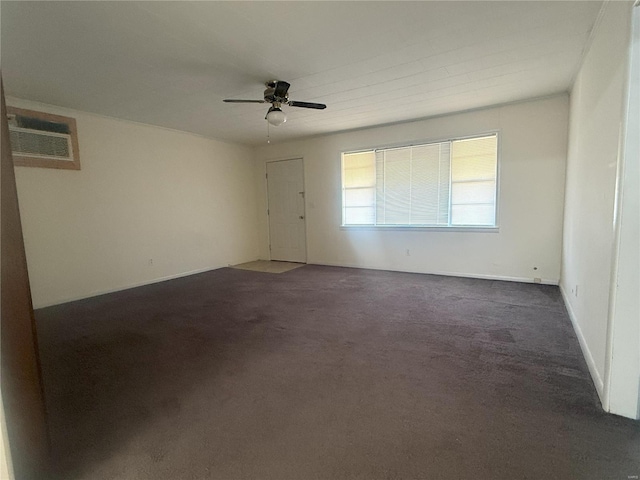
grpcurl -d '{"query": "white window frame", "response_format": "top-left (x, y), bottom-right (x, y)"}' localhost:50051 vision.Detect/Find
top-left (340, 132), bottom-right (501, 232)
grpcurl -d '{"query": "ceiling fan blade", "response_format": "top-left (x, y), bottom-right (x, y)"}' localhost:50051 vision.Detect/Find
top-left (288, 101), bottom-right (327, 110)
top-left (273, 81), bottom-right (290, 99)
top-left (223, 99), bottom-right (266, 103)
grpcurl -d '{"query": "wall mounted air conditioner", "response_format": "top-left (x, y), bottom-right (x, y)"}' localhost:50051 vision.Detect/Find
top-left (7, 106), bottom-right (81, 170)
top-left (9, 126), bottom-right (74, 162)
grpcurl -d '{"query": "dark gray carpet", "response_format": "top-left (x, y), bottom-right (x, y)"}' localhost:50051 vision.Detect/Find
top-left (35, 266), bottom-right (639, 479)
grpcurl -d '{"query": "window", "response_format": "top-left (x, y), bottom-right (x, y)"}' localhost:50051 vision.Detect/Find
top-left (341, 134), bottom-right (498, 227)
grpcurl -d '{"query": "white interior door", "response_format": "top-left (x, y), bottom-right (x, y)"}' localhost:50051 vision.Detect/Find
top-left (267, 159), bottom-right (306, 263)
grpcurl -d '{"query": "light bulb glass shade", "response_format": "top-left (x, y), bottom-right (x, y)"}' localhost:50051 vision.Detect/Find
top-left (266, 108), bottom-right (286, 126)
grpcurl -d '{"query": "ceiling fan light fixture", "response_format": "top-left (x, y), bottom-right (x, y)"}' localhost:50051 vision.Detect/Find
top-left (225, 81), bottom-right (325, 128)
top-left (266, 107), bottom-right (286, 126)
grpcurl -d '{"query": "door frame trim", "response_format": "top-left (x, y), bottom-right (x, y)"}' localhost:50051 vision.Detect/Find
top-left (265, 157), bottom-right (307, 263)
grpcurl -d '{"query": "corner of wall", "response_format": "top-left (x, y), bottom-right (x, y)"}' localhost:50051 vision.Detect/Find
top-left (561, 1), bottom-right (639, 419)
top-left (559, 285), bottom-right (605, 400)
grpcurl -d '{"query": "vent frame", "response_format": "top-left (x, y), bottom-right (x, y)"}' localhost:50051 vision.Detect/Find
top-left (7, 106), bottom-right (80, 170)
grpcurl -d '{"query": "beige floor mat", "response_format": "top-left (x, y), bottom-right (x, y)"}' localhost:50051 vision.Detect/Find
top-left (231, 260), bottom-right (306, 274)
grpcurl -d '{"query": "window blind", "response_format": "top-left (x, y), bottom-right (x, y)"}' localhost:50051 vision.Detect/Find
top-left (342, 134), bottom-right (497, 227)
top-left (375, 143), bottom-right (450, 225)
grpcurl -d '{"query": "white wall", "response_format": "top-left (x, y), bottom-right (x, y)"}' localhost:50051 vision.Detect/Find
top-left (561, 1), bottom-right (638, 417)
top-left (608, 2), bottom-right (640, 420)
top-left (255, 95), bottom-right (568, 285)
top-left (10, 98), bottom-right (259, 308)
top-left (607, 3), bottom-right (640, 417)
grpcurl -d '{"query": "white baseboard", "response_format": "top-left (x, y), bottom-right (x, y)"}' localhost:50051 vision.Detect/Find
top-left (33, 263), bottom-right (245, 309)
top-left (36, 259), bottom-right (558, 309)
top-left (559, 284), bottom-right (605, 401)
top-left (308, 260), bottom-right (559, 285)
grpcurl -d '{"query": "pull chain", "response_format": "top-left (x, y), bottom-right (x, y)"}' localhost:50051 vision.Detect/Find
top-left (267, 121), bottom-right (270, 144)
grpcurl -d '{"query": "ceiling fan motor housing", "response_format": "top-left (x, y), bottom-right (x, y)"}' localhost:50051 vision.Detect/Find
top-left (264, 80), bottom-right (289, 103)
top-left (263, 86), bottom-right (276, 102)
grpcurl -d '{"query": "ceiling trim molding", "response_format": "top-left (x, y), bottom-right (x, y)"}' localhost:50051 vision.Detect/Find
top-left (568, 1), bottom-right (611, 89)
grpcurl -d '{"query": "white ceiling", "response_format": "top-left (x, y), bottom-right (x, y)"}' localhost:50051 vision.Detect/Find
top-left (1, 1), bottom-right (603, 146)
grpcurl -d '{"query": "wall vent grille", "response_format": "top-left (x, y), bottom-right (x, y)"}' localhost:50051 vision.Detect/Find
top-left (9, 126), bottom-right (73, 161)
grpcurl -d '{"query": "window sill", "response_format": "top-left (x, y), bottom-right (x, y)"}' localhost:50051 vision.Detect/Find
top-left (340, 225), bottom-right (500, 233)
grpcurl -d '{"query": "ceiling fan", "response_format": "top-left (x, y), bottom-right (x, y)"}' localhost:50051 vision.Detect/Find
top-left (224, 80), bottom-right (326, 126)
